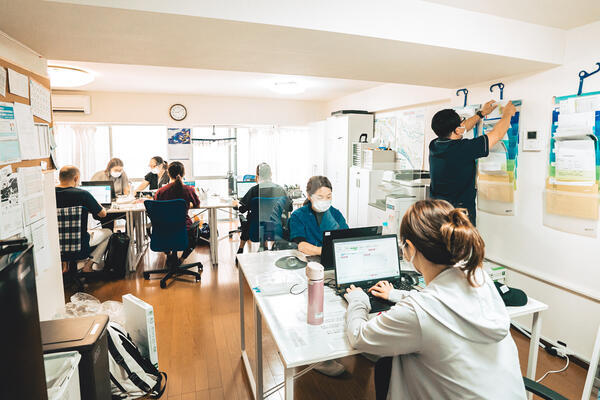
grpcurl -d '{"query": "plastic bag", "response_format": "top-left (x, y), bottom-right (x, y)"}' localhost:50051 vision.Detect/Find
top-left (62, 293), bottom-right (125, 325)
top-left (101, 300), bottom-right (126, 326)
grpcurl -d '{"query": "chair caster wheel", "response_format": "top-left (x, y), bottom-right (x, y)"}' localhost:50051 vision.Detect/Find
top-left (143, 272), bottom-right (150, 280)
top-left (160, 281), bottom-right (166, 289)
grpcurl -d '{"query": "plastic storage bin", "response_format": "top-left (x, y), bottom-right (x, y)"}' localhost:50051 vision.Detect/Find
top-left (44, 351), bottom-right (82, 400)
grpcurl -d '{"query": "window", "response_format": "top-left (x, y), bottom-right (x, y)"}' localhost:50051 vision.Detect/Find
top-left (192, 127), bottom-right (235, 177)
top-left (111, 125), bottom-right (167, 179)
top-left (54, 124), bottom-right (110, 180)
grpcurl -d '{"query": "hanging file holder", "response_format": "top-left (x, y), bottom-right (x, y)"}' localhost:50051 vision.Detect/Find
top-left (543, 93), bottom-right (600, 237)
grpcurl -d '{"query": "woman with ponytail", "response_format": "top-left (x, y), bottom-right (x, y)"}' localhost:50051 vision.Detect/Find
top-left (155, 161), bottom-right (200, 261)
top-left (345, 199), bottom-right (526, 399)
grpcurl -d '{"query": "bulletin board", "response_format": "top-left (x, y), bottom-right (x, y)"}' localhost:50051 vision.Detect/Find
top-left (0, 56), bottom-right (54, 172)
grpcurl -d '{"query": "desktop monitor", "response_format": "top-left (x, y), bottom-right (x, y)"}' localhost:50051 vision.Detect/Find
top-left (81, 181), bottom-right (114, 206)
top-left (320, 226), bottom-right (383, 270)
top-left (184, 180), bottom-right (196, 187)
top-left (237, 181), bottom-right (255, 198)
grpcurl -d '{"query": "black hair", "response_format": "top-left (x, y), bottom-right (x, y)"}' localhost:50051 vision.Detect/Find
top-left (431, 109), bottom-right (462, 138)
top-left (167, 161), bottom-right (185, 196)
top-left (303, 176), bottom-right (332, 206)
top-left (151, 156), bottom-right (167, 169)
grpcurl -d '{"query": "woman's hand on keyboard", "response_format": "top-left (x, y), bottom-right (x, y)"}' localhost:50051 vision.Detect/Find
top-left (345, 284), bottom-right (364, 295)
top-left (368, 281), bottom-right (394, 300)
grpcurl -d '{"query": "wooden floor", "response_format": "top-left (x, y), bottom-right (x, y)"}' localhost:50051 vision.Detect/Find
top-left (75, 221), bottom-right (590, 400)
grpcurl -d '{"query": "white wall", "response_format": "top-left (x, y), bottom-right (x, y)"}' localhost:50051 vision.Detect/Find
top-left (327, 21), bottom-right (600, 361)
top-left (52, 91), bottom-right (329, 126)
top-left (0, 30), bottom-right (47, 76)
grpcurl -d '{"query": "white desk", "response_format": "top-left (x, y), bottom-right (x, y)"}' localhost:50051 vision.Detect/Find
top-left (195, 197), bottom-right (236, 267)
top-left (107, 201), bottom-right (148, 272)
top-left (237, 250), bottom-right (548, 400)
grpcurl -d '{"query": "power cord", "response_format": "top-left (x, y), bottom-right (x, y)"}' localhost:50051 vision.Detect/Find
top-left (536, 355), bottom-right (570, 383)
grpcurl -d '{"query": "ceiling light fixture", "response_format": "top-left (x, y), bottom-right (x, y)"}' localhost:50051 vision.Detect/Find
top-left (270, 81), bottom-right (305, 95)
top-left (47, 65), bottom-right (94, 88)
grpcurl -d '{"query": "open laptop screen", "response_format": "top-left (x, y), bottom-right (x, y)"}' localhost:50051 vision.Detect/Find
top-left (334, 235), bottom-right (400, 286)
top-left (237, 181), bottom-right (255, 198)
top-left (80, 184), bottom-right (112, 206)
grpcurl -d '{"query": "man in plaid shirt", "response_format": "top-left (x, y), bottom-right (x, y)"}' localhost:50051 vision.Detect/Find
top-left (56, 166), bottom-right (112, 271)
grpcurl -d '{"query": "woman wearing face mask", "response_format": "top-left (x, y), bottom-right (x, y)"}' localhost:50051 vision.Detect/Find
top-left (344, 199), bottom-right (526, 399)
top-left (134, 156), bottom-right (169, 194)
top-left (289, 176), bottom-right (349, 256)
top-left (91, 157), bottom-right (130, 196)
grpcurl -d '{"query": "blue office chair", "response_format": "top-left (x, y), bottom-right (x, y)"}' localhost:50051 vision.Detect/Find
top-left (142, 199), bottom-right (202, 289)
top-left (248, 196), bottom-right (289, 244)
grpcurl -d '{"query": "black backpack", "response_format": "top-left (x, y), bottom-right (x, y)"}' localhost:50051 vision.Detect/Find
top-left (104, 232), bottom-right (130, 279)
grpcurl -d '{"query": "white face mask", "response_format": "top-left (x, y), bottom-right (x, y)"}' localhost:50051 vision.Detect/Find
top-left (402, 244), bottom-right (417, 272)
top-left (151, 167), bottom-right (160, 175)
top-left (110, 170), bottom-right (122, 178)
top-left (312, 199), bottom-right (331, 213)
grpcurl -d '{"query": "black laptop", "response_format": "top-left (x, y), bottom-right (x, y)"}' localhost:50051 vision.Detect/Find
top-left (320, 226), bottom-right (382, 270)
top-left (80, 181), bottom-right (115, 207)
top-left (333, 234), bottom-right (411, 313)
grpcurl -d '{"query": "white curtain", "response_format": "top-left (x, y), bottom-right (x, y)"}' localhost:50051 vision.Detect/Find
top-left (54, 124), bottom-right (110, 181)
top-left (238, 126), bottom-right (318, 188)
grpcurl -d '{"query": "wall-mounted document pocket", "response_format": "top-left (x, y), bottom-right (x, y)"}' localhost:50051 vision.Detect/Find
top-left (478, 180), bottom-right (514, 203)
top-left (544, 188), bottom-right (599, 220)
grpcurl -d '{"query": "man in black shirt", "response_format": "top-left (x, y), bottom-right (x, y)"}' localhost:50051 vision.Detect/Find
top-left (55, 166), bottom-right (112, 270)
top-left (429, 100), bottom-right (516, 225)
top-left (235, 163), bottom-right (292, 253)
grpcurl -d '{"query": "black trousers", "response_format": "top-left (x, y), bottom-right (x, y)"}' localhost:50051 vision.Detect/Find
top-left (374, 357), bottom-right (393, 400)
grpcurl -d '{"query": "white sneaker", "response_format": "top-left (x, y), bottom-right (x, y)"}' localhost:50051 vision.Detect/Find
top-left (314, 360), bottom-right (345, 377)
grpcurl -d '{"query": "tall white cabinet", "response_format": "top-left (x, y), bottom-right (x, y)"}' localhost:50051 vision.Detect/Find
top-left (348, 167), bottom-right (384, 227)
top-left (323, 113), bottom-right (374, 219)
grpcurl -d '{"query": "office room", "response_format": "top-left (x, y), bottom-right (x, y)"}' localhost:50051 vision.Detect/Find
top-left (2, 0), bottom-right (600, 399)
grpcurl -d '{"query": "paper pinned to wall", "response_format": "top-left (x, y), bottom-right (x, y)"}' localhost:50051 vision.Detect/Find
top-left (0, 101), bottom-right (20, 164)
top-left (0, 67), bottom-right (6, 97)
top-left (0, 165), bottom-right (23, 240)
top-left (13, 102), bottom-right (40, 160)
top-left (18, 166), bottom-right (45, 225)
top-left (7, 69), bottom-right (29, 99)
top-left (29, 218), bottom-right (50, 275)
top-left (167, 128), bottom-right (192, 160)
top-left (35, 123), bottom-right (50, 157)
top-left (29, 79), bottom-right (52, 122)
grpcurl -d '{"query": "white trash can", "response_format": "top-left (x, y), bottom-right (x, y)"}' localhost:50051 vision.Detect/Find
top-left (44, 351), bottom-right (82, 400)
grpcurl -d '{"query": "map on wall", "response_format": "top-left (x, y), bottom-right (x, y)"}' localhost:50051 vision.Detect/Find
top-left (375, 108), bottom-right (425, 170)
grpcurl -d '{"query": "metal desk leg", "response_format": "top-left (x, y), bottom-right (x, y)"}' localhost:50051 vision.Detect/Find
top-left (240, 269), bottom-right (261, 400)
top-left (209, 208), bottom-right (218, 266)
top-left (255, 302), bottom-right (264, 400)
top-left (527, 311), bottom-right (543, 400)
top-left (126, 211), bottom-right (135, 271)
top-left (284, 367), bottom-right (294, 400)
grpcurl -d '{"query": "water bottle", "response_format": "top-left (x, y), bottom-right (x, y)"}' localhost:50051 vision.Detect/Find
top-left (306, 262), bottom-right (324, 325)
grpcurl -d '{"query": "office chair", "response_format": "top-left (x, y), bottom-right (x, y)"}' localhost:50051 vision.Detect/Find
top-left (57, 206), bottom-right (92, 291)
top-left (142, 199), bottom-right (203, 289)
top-left (374, 358), bottom-right (568, 400)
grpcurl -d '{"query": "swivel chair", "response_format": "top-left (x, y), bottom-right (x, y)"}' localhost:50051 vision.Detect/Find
top-left (143, 199), bottom-right (203, 289)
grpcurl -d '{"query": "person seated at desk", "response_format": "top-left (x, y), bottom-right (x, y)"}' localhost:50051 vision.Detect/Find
top-left (289, 175), bottom-right (348, 256)
top-left (135, 156), bottom-right (169, 194)
top-left (236, 163), bottom-right (291, 253)
top-left (55, 166), bottom-right (112, 271)
top-left (344, 199), bottom-right (526, 399)
top-left (288, 175), bottom-right (348, 377)
top-left (91, 157), bottom-right (130, 196)
top-left (154, 161), bottom-right (200, 263)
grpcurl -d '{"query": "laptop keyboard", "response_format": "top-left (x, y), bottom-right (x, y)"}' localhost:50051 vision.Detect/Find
top-left (346, 281), bottom-right (415, 313)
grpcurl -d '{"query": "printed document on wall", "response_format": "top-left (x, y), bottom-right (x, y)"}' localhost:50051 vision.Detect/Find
top-left (18, 166), bottom-right (45, 225)
top-left (29, 79), bottom-right (52, 122)
top-left (554, 140), bottom-right (596, 185)
top-left (7, 69), bottom-right (29, 99)
top-left (0, 102), bottom-right (20, 163)
top-left (0, 165), bottom-right (23, 239)
top-left (13, 102), bottom-right (40, 159)
top-left (167, 128), bottom-right (192, 160)
top-left (0, 67), bottom-right (6, 97)
top-left (29, 218), bottom-right (50, 275)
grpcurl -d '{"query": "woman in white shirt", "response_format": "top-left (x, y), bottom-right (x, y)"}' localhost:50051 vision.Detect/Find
top-left (345, 199), bottom-right (526, 400)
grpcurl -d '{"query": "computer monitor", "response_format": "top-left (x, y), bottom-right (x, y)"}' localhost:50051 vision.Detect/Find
top-left (320, 226), bottom-right (382, 270)
top-left (80, 181), bottom-right (113, 206)
top-left (184, 180), bottom-right (196, 187)
top-left (333, 235), bottom-right (401, 289)
top-left (236, 181), bottom-right (255, 198)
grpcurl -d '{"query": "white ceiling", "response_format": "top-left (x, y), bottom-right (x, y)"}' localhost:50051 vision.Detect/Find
top-left (48, 61), bottom-right (381, 100)
top-left (424, 0), bottom-right (600, 29)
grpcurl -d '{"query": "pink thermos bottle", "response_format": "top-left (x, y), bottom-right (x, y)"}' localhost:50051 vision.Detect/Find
top-left (306, 262), bottom-right (324, 325)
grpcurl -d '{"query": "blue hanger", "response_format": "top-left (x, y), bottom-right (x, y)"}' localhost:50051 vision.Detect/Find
top-left (456, 88), bottom-right (468, 107)
top-left (489, 82), bottom-right (504, 100)
top-left (577, 62), bottom-right (600, 96)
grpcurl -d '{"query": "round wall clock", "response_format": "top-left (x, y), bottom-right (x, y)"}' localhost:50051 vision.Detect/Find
top-left (169, 104), bottom-right (187, 121)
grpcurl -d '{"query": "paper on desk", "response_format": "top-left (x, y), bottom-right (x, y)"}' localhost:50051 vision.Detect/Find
top-left (29, 79), bottom-right (52, 123)
top-left (0, 67), bottom-right (6, 97)
top-left (8, 69), bottom-right (29, 98)
top-left (555, 140), bottom-right (596, 185)
top-left (14, 102), bottom-right (40, 160)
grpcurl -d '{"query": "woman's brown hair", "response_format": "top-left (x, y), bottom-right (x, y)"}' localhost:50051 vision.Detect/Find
top-left (400, 199), bottom-right (485, 286)
top-left (303, 176), bottom-right (332, 206)
top-left (104, 157), bottom-right (124, 175)
top-left (167, 161), bottom-right (185, 197)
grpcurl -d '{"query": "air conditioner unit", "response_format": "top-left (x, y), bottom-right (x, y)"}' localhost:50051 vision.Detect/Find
top-left (51, 94), bottom-right (91, 114)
